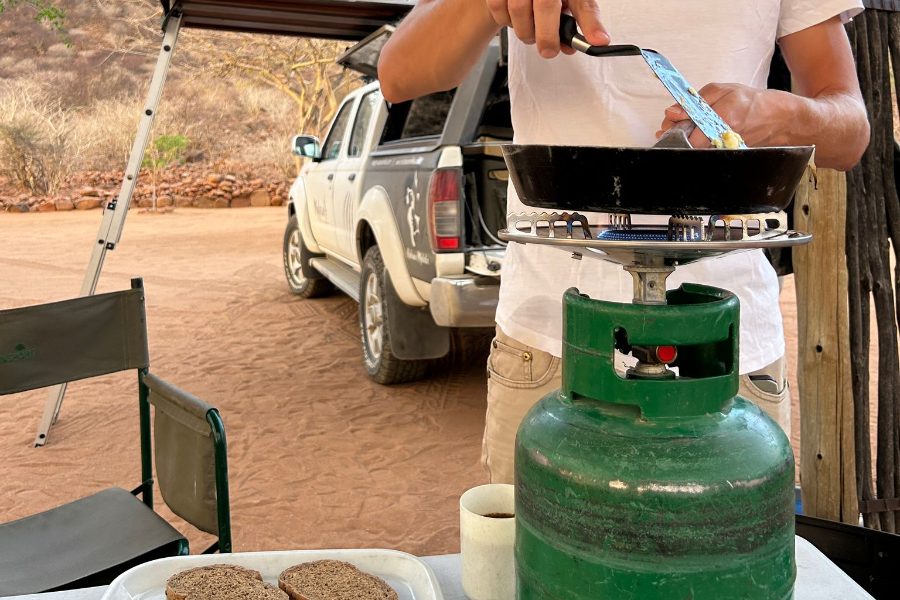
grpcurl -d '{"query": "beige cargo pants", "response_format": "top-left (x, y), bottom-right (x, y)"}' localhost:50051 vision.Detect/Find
top-left (481, 326), bottom-right (791, 484)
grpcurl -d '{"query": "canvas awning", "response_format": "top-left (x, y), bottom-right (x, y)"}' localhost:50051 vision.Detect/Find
top-left (159, 0), bottom-right (414, 40)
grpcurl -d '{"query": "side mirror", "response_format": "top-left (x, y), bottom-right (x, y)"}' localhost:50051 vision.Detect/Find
top-left (292, 135), bottom-right (321, 160)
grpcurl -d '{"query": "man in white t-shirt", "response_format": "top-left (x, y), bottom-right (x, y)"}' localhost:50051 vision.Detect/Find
top-left (379, 0), bottom-right (869, 483)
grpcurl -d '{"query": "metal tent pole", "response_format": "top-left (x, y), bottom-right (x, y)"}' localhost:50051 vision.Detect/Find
top-left (34, 10), bottom-right (183, 447)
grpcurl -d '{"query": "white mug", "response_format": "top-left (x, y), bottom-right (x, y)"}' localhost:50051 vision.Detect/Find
top-left (460, 484), bottom-right (516, 600)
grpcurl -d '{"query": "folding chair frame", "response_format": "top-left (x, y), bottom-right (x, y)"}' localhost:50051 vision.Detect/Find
top-left (137, 367), bottom-right (232, 554)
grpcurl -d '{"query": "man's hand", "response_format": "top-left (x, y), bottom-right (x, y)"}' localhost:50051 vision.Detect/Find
top-left (379, 0), bottom-right (612, 103)
top-left (657, 83), bottom-right (785, 148)
top-left (486, 0), bottom-right (609, 58)
top-left (655, 15), bottom-right (868, 171)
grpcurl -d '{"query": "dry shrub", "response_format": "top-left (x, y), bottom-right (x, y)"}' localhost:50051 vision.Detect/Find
top-left (55, 58), bottom-right (139, 108)
top-left (241, 134), bottom-right (297, 180)
top-left (68, 79), bottom-right (230, 171)
top-left (71, 93), bottom-right (142, 170)
top-left (235, 84), bottom-right (301, 177)
top-left (0, 70), bottom-right (313, 192)
top-left (0, 81), bottom-right (77, 195)
top-left (0, 123), bottom-right (69, 195)
top-left (158, 83), bottom-right (226, 153)
top-left (237, 83), bottom-right (271, 123)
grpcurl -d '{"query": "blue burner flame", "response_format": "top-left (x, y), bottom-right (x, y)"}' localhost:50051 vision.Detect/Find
top-left (597, 229), bottom-right (702, 242)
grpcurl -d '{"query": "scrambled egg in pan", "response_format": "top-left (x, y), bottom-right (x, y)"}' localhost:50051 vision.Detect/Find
top-left (721, 130), bottom-right (743, 148)
top-left (707, 131), bottom-right (743, 149)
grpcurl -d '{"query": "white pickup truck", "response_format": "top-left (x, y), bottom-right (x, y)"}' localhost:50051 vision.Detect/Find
top-left (283, 32), bottom-right (509, 384)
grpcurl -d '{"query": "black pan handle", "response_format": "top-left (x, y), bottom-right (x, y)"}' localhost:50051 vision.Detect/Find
top-left (559, 13), bottom-right (642, 57)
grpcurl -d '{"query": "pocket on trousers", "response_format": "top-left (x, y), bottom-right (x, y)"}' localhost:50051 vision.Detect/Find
top-left (738, 373), bottom-right (790, 429)
top-left (739, 374), bottom-right (787, 406)
top-left (488, 336), bottom-right (559, 389)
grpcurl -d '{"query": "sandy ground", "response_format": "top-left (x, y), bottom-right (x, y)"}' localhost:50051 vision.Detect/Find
top-left (0, 208), bottom-right (868, 555)
top-left (0, 208), bottom-right (490, 555)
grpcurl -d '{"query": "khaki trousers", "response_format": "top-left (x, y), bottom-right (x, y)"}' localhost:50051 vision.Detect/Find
top-left (481, 326), bottom-right (792, 484)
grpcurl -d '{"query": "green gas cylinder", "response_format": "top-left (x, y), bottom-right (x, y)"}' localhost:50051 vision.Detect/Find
top-left (515, 284), bottom-right (795, 600)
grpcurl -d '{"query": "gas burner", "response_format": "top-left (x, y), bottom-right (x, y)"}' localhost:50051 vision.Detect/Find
top-left (599, 214), bottom-right (705, 242)
top-left (598, 229), bottom-right (674, 242)
top-left (498, 211), bottom-right (810, 268)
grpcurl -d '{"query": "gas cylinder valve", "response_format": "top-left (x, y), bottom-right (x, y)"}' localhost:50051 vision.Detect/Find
top-left (628, 344), bottom-right (678, 378)
top-left (629, 344), bottom-right (678, 365)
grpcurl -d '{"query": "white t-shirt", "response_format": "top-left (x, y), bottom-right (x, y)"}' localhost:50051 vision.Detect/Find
top-left (497, 0), bottom-right (863, 373)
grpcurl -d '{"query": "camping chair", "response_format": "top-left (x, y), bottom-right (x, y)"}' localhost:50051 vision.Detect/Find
top-left (0, 279), bottom-right (232, 596)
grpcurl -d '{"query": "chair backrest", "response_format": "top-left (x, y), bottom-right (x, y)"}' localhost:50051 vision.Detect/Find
top-left (0, 287), bottom-right (149, 396)
top-left (142, 372), bottom-right (231, 553)
top-left (1, 280), bottom-right (231, 553)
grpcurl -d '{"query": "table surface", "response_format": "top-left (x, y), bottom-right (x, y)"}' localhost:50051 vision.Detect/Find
top-left (5, 538), bottom-right (873, 600)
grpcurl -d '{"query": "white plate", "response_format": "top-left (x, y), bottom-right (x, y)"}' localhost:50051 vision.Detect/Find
top-left (100, 549), bottom-right (445, 600)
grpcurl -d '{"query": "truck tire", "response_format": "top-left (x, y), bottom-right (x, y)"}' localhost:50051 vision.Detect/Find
top-left (359, 246), bottom-right (430, 384)
top-left (283, 216), bottom-right (333, 298)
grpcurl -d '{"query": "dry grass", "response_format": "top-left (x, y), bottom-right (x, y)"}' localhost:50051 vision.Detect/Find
top-left (0, 80), bottom-right (77, 195)
top-left (0, 0), bottom-right (315, 194)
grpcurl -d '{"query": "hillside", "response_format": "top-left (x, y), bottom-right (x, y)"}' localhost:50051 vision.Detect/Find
top-left (0, 0), bottom-right (360, 211)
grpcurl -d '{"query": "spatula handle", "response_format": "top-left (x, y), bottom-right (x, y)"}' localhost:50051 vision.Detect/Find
top-left (558, 14), bottom-right (641, 57)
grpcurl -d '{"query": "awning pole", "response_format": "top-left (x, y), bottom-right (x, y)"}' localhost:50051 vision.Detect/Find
top-left (34, 10), bottom-right (183, 447)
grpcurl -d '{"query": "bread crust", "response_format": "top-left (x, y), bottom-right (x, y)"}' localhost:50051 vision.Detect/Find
top-left (278, 560), bottom-right (398, 600)
top-left (166, 564), bottom-right (284, 600)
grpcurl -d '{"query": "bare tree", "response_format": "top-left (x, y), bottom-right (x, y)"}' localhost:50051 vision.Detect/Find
top-left (113, 1), bottom-right (361, 139)
top-left (196, 34), bottom-right (361, 138)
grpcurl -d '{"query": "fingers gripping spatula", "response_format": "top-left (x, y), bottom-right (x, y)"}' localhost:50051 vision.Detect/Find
top-left (559, 14), bottom-right (747, 149)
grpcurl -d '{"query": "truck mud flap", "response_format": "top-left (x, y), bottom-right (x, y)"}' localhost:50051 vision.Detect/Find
top-left (303, 251), bottom-right (327, 279)
top-left (385, 272), bottom-right (450, 360)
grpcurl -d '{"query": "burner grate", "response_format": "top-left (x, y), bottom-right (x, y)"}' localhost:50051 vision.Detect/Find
top-left (669, 215), bottom-right (705, 241)
top-left (500, 210), bottom-right (808, 268)
top-left (505, 211), bottom-right (790, 243)
top-left (609, 214), bottom-right (633, 230)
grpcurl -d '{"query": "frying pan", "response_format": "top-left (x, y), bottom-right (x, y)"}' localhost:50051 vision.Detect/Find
top-left (501, 15), bottom-right (815, 216)
top-left (502, 144), bottom-right (815, 215)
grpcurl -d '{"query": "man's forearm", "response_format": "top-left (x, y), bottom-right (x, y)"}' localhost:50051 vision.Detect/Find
top-left (776, 16), bottom-right (869, 171)
top-left (378, 0), bottom-right (500, 103)
top-left (665, 17), bottom-right (870, 169)
top-left (768, 90), bottom-right (869, 171)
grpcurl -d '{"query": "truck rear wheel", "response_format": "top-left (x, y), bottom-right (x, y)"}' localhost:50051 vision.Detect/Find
top-left (283, 216), bottom-right (333, 298)
top-left (359, 246), bottom-right (430, 384)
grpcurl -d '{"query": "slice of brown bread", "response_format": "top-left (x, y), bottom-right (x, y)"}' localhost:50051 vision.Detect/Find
top-left (279, 560), bottom-right (399, 600)
top-left (166, 563), bottom-right (287, 600)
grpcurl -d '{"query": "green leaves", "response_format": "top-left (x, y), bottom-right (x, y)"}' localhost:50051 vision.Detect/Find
top-left (142, 134), bottom-right (190, 170)
top-left (0, 1), bottom-right (69, 44)
top-left (0, 0), bottom-right (65, 28)
top-left (141, 135), bottom-right (189, 211)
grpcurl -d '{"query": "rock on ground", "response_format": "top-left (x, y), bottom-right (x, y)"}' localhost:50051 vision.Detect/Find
top-left (75, 198), bottom-right (101, 210)
top-left (250, 190), bottom-right (271, 207)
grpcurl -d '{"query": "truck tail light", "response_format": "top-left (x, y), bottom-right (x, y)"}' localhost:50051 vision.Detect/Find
top-left (429, 168), bottom-right (461, 251)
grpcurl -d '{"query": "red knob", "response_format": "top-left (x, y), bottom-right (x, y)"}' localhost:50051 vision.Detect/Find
top-left (656, 345), bottom-right (677, 363)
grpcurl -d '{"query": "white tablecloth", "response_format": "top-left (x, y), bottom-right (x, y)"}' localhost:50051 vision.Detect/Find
top-left (4, 538), bottom-right (873, 600)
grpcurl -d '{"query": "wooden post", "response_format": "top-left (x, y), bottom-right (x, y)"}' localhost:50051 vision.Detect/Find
top-left (793, 167), bottom-right (858, 524)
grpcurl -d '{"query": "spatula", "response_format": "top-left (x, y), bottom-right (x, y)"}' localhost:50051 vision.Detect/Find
top-left (559, 14), bottom-right (747, 149)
